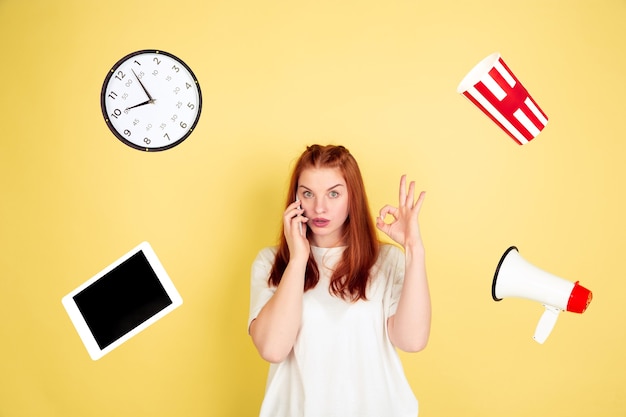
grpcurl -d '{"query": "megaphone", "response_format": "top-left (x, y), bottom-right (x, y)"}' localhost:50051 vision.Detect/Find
top-left (492, 246), bottom-right (592, 344)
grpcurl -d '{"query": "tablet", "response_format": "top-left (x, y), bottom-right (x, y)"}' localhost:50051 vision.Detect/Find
top-left (62, 241), bottom-right (183, 360)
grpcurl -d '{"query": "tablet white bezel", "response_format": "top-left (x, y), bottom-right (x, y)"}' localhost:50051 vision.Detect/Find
top-left (62, 241), bottom-right (183, 360)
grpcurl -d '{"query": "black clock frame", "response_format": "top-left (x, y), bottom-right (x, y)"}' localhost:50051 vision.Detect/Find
top-left (100, 49), bottom-right (203, 152)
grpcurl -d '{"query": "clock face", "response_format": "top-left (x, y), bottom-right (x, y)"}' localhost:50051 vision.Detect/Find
top-left (101, 50), bottom-right (202, 151)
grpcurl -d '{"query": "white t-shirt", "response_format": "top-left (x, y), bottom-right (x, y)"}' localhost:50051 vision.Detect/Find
top-left (248, 244), bottom-right (418, 417)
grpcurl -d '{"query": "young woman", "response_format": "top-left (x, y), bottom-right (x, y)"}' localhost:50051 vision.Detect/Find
top-left (248, 144), bottom-right (431, 417)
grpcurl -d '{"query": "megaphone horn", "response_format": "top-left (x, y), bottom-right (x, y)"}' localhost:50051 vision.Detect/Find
top-left (492, 246), bottom-right (592, 344)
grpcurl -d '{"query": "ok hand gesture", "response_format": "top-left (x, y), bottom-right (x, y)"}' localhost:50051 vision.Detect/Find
top-left (376, 175), bottom-right (426, 249)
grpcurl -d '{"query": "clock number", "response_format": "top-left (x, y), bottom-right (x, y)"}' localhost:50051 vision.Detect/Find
top-left (172, 65), bottom-right (180, 73)
top-left (123, 129), bottom-right (131, 137)
top-left (186, 82), bottom-right (193, 90)
top-left (187, 102), bottom-right (195, 110)
top-left (173, 87), bottom-right (180, 95)
top-left (108, 91), bottom-right (118, 100)
top-left (111, 109), bottom-right (122, 119)
top-left (125, 79), bottom-right (133, 87)
top-left (144, 137), bottom-right (151, 145)
top-left (153, 57), bottom-right (161, 65)
top-left (152, 70), bottom-right (159, 76)
top-left (180, 122), bottom-right (187, 129)
top-left (114, 70), bottom-right (125, 81)
top-left (164, 133), bottom-right (170, 141)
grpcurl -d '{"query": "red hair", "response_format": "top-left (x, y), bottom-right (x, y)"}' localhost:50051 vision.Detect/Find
top-left (268, 144), bottom-right (379, 301)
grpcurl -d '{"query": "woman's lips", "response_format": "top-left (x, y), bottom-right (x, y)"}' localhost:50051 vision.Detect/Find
top-left (312, 218), bottom-right (330, 227)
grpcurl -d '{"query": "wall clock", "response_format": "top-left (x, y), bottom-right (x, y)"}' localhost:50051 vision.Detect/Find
top-left (101, 50), bottom-right (202, 151)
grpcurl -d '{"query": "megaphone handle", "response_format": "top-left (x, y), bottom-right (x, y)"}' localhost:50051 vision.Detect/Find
top-left (533, 305), bottom-right (561, 344)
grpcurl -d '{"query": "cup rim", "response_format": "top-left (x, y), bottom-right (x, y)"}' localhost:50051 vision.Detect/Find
top-left (457, 52), bottom-right (501, 93)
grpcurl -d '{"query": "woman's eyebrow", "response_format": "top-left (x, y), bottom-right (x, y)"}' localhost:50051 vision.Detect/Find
top-left (327, 184), bottom-right (345, 191)
top-left (298, 184), bottom-right (345, 192)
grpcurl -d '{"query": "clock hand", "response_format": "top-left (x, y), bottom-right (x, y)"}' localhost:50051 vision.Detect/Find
top-left (125, 98), bottom-right (156, 111)
top-left (132, 69), bottom-right (154, 101)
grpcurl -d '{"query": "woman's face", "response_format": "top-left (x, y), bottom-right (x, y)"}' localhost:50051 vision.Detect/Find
top-left (297, 166), bottom-right (349, 248)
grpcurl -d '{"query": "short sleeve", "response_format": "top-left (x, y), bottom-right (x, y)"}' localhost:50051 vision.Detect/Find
top-left (248, 246), bottom-right (278, 332)
top-left (383, 244), bottom-right (406, 318)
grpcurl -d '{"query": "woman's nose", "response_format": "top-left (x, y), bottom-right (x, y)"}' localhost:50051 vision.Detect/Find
top-left (314, 198), bottom-right (326, 214)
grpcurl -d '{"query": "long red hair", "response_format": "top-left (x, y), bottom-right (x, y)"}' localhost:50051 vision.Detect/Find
top-left (268, 144), bottom-right (379, 301)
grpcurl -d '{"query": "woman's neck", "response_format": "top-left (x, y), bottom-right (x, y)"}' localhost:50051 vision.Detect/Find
top-left (310, 235), bottom-right (346, 248)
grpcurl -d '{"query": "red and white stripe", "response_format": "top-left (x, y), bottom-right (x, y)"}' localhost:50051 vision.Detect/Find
top-left (459, 54), bottom-right (548, 145)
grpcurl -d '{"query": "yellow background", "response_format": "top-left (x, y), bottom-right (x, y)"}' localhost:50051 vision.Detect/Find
top-left (1, 1), bottom-right (624, 416)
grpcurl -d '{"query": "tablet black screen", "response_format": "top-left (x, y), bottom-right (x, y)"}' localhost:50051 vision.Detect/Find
top-left (73, 251), bottom-right (173, 349)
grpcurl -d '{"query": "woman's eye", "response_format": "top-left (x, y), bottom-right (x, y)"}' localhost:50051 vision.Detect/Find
top-left (303, 191), bottom-right (313, 198)
top-left (329, 191), bottom-right (339, 198)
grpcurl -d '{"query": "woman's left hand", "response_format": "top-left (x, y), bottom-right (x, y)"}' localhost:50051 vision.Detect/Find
top-left (376, 175), bottom-right (426, 249)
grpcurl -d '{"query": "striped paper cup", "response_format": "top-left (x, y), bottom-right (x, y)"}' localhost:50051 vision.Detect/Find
top-left (457, 52), bottom-right (548, 145)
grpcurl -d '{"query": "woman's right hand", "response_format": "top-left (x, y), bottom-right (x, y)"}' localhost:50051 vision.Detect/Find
top-left (284, 200), bottom-right (309, 261)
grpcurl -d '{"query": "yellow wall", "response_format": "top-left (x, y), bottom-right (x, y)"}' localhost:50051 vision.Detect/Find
top-left (1, 0), bottom-right (625, 415)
